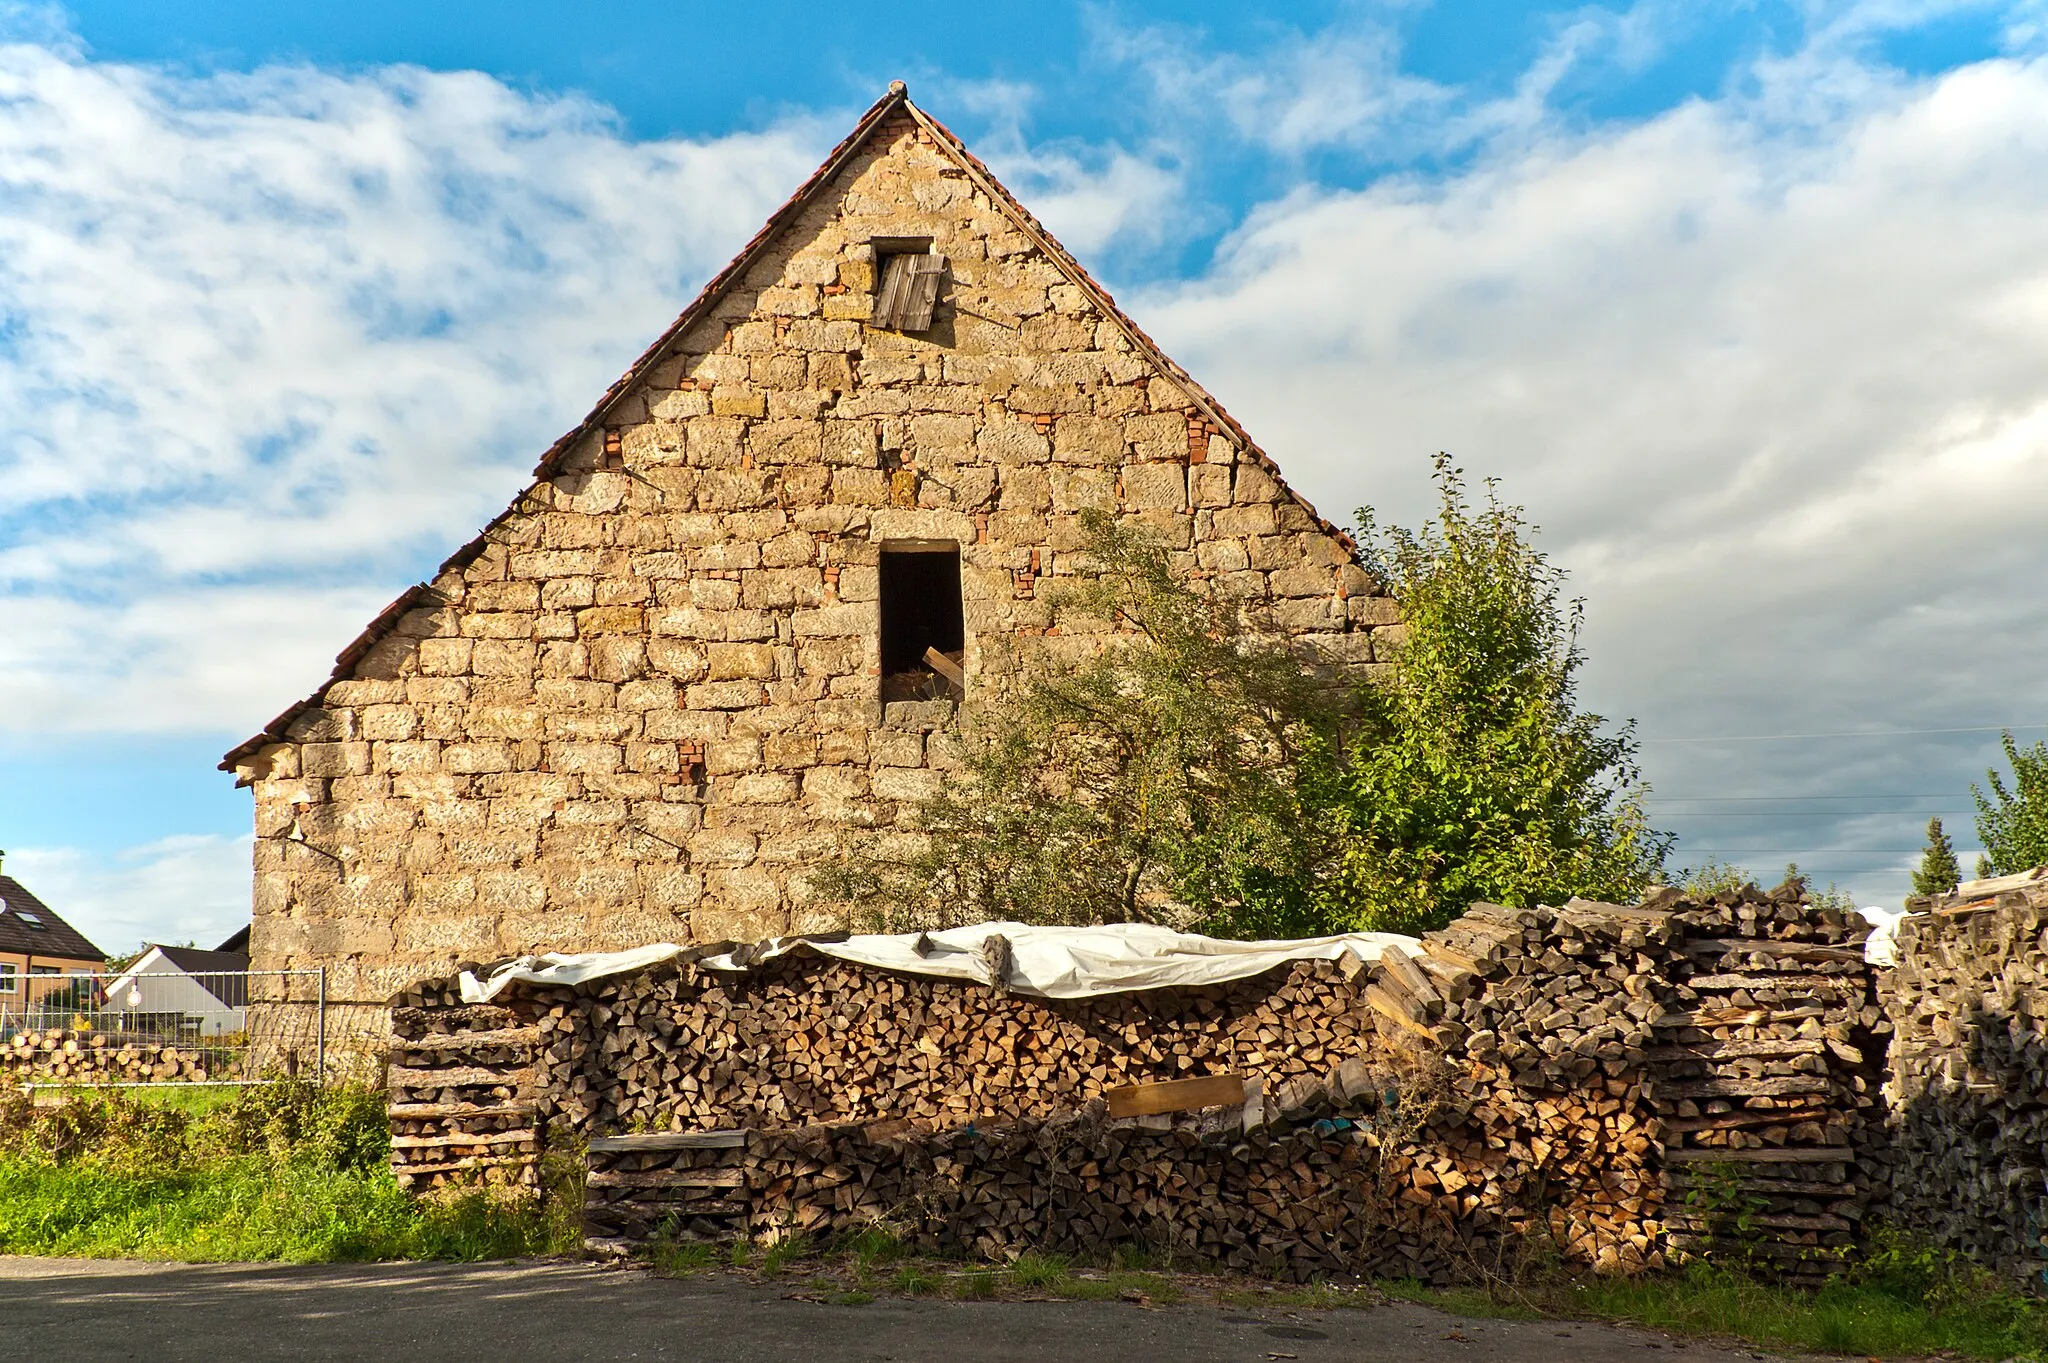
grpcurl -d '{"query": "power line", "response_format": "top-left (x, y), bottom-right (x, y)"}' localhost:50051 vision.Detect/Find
top-left (1671, 839), bottom-right (1974, 851)
top-left (1645, 794), bottom-right (1971, 802)
top-left (1654, 811), bottom-right (1972, 817)
top-left (1641, 724), bottom-right (2046, 745)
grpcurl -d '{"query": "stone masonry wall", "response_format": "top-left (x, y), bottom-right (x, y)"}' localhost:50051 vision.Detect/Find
top-left (227, 99), bottom-right (1391, 1012)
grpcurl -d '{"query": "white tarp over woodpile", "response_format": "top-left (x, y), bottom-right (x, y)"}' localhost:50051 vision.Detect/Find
top-left (458, 921), bottom-right (1422, 1004)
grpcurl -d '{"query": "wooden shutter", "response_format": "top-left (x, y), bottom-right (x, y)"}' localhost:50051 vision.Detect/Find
top-left (897, 254), bottom-right (945, 331)
top-left (873, 252), bottom-right (946, 331)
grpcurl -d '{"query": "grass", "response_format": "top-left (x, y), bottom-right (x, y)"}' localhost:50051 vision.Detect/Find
top-left (1007, 1251), bottom-right (1072, 1290)
top-left (952, 1269), bottom-right (998, 1299)
top-left (889, 1263), bottom-right (944, 1295)
top-left (0, 1083), bottom-right (568, 1264)
top-left (1384, 1253), bottom-right (2048, 1362)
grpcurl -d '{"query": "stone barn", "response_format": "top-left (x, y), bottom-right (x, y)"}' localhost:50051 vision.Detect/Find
top-left (221, 83), bottom-right (1396, 1025)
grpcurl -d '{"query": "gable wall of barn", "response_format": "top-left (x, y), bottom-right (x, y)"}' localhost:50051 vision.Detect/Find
top-left (237, 110), bottom-right (1395, 1005)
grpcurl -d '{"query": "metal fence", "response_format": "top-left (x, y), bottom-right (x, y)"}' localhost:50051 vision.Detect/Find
top-left (0, 968), bottom-right (353, 1086)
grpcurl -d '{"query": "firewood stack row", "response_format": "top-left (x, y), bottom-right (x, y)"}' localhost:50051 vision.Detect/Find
top-left (1, 1030), bottom-right (218, 1083)
top-left (385, 980), bottom-right (542, 1192)
top-left (394, 887), bottom-right (1880, 1279)
top-left (584, 1098), bottom-right (1476, 1283)
top-left (1649, 886), bottom-right (1885, 1284)
top-left (1885, 872), bottom-right (2048, 1286)
top-left (531, 953), bottom-right (1386, 1138)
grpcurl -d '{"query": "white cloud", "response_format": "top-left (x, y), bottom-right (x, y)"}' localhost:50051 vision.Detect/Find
top-left (1091, 10), bottom-right (1452, 158)
top-left (0, 29), bottom-right (833, 734)
top-left (1139, 54), bottom-right (2048, 902)
top-left (6, 835), bottom-right (253, 959)
top-left (9, 6), bottom-right (2048, 917)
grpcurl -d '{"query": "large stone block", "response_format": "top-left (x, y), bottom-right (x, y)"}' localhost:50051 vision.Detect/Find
top-left (301, 742), bottom-right (371, 779)
top-left (686, 680), bottom-right (768, 710)
top-left (706, 642), bottom-right (776, 681)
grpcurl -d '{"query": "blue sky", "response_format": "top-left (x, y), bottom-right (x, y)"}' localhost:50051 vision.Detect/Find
top-left (5, 0), bottom-right (2048, 952)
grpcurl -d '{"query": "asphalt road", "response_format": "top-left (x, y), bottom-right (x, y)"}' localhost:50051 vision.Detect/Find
top-left (0, 1257), bottom-right (1797, 1363)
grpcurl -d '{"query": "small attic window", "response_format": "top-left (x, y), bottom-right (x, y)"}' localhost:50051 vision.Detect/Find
top-left (880, 544), bottom-right (964, 702)
top-left (13, 910), bottom-right (44, 930)
top-left (871, 237), bottom-right (946, 332)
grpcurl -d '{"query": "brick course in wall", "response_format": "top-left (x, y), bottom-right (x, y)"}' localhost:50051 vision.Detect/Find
top-left (221, 87), bottom-right (1391, 1009)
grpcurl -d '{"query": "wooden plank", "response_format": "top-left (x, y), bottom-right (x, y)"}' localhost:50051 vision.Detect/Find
top-left (390, 1131), bottom-right (537, 1151)
top-left (587, 1130), bottom-right (750, 1153)
top-left (387, 1063), bottom-right (525, 1088)
top-left (1682, 940), bottom-right (1864, 963)
top-left (586, 1169), bottom-right (747, 1189)
top-left (1376, 946), bottom-right (1442, 1010)
top-left (899, 255), bottom-right (945, 331)
top-left (1950, 868), bottom-right (2048, 898)
top-left (389, 1154), bottom-right (538, 1176)
top-left (1103, 1073), bottom-right (1245, 1118)
top-left (1660, 1146), bottom-right (1854, 1165)
top-left (389, 1027), bottom-right (538, 1051)
top-left (921, 647), bottom-right (964, 687)
top-left (873, 253), bottom-right (917, 328)
top-left (1658, 1107), bottom-right (1827, 1134)
top-left (1644, 1038), bottom-right (1826, 1062)
top-left (388, 1101), bottom-right (536, 1119)
top-left (1651, 1006), bottom-right (1825, 1028)
top-left (1653, 1075), bottom-right (1831, 1101)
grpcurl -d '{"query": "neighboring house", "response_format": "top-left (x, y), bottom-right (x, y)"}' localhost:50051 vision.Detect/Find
top-left (105, 945), bottom-right (251, 1037)
top-left (0, 850), bottom-right (109, 1026)
top-left (220, 84), bottom-right (1397, 1012)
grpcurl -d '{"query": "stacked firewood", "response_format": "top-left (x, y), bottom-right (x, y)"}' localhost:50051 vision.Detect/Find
top-left (398, 886), bottom-right (1880, 1279)
top-left (1397, 898), bottom-right (1680, 1273)
top-left (385, 980), bottom-right (542, 1192)
top-left (531, 954), bottom-right (1384, 1137)
top-left (1885, 873), bottom-right (2048, 1285)
top-left (1, 1029), bottom-right (218, 1083)
top-left (584, 1101), bottom-right (1473, 1283)
top-left (1650, 887), bottom-right (1884, 1283)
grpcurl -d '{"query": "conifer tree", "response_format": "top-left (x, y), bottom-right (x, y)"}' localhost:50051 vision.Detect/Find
top-left (1910, 817), bottom-right (1960, 897)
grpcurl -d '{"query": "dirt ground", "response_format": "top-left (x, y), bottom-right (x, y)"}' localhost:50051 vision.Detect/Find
top-left (0, 1256), bottom-right (1819, 1363)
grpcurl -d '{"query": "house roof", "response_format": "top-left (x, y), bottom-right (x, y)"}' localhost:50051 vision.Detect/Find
top-left (216, 924), bottom-right (251, 954)
top-left (113, 945), bottom-right (250, 1009)
top-left (0, 875), bottom-right (107, 964)
top-left (222, 83), bottom-right (1364, 774)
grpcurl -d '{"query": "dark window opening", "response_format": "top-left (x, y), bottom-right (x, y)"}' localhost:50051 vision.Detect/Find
top-left (880, 545), bottom-right (964, 702)
top-left (870, 237), bottom-right (946, 332)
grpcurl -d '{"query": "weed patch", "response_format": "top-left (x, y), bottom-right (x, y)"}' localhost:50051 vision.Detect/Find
top-left (0, 1084), bottom-right (560, 1264)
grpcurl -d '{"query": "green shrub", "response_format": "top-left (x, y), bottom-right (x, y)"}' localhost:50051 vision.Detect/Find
top-left (0, 1084), bottom-right (545, 1264)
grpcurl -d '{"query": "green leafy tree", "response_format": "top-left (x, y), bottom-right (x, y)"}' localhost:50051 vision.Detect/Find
top-left (1911, 817), bottom-right (1961, 897)
top-left (817, 511), bottom-right (1335, 931)
top-left (822, 462), bottom-right (1669, 939)
top-left (1257, 459), bottom-right (1670, 936)
top-left (1974, 730), bottom-right (2048, 876)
